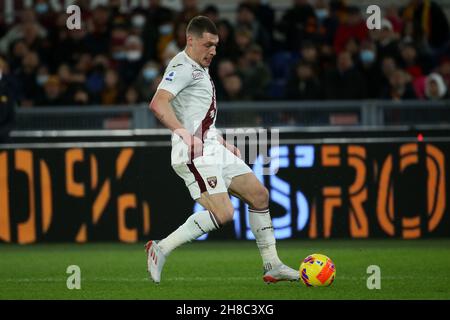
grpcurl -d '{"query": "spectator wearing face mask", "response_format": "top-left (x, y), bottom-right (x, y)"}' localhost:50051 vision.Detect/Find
top-left (313, 0), bottom-right (341, 47)
top-left (135, 61), bottom-right (161, 102)
top-left (130, 11), bottom-right (147, 37)
top-left (118, 36), bottom-right (145, 84)
top-left (358, 41), bottom-right (383, 98)
top-left (33, 0), bottom-right (58, 30)
top-left (425, 73), bottom-right (448, 100)
top-left (141, 0), bottom-right (174, 62)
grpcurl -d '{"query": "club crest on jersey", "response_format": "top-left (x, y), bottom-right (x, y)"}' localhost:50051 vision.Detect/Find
top-left (192, 70), bottom-right (204, 80)
top-left (165, 71), bottom-right (176, 81)
top-left (207, 176), bottom-right (217, 188)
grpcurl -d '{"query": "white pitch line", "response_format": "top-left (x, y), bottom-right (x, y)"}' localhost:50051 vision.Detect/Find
top-left (0, 275), bottom-right (428, 283)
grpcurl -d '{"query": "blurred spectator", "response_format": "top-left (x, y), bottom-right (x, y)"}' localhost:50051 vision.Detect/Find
top-left (243, 0), bottom-right (275, 36)
top-left (123, 85), bottom-right (141, 104)
top-left (142, 0), bottom-right (174, 62)
top-left (176, 0), bottom-right (200, 25)
top-left (333, 6), bottom-right (367, 54)
top-left (399, 42), bottom-right (426, 79)
top-left (314, 0), bottom-right (340, 46)
top-left (344, 37), bottom-right (360, 62)
top-left (34, 0), bottom-right (58, 30)
top-left (324, 51), bottom-right (367, 99)
top-left (425, 73), bottom-right (448, 100)
top-left (0, 1), bottom-right (447, 110)
top-left (0, 9), bottom-right (47, 55)
top-left (358, 41), bottom-right (383, 98)
top-left (237, 44), bottom-right (271, 100)
top-left (202, 5), bottom-right (220, 25)
top-left (110, 24), bottom-right (129, 63)
top-left (84, 5), bottom-right (111, 56)
top-left (236, 3), bottom-right (271, 54)
top-left (299, 41), bottom-right (321, 75)
top-left (162, 22), bottom-right (187, 66)
top-left (235, 27), bottom-right (253, 58)
top-left (222, 74), bottom-right (249, 101)
top-left (0, 56), bottom-right (16, 142)
top-left (36, 75), bottom-right (67, 106)
top-left (214, 19), bottom-right (240, 62)
top-left (385, 5), bottom-right (404, 34)
top-left (438, 58), bottom-right (450, 89)
top-left (372, 18), bottom-right (400, 62)
top-left (277, 0), bottom-right (318, 51)
top-left (381, 56), bottom-right (398, 84)
top-left (52, 18), bottom-right (90, 68)
top-left (101, 70), bottom-right (122, 105)
top-left (118, 35), bottom-right (145, 84)
top-left (16, 51), bottom-right (40, 103)
top-left (85, 55), bottom-right (108, 103)
top-left (382, 69), bottom-right (417, 100)
top-left (8, 40), bottom-right (29, 72)
top-left (130, 11), bottom-right (147, 38)
top-left (403, 0), bottom-right (450, 51)
top-left (215, 59), bottom-right (237, 100)
top-left (135, 61), bottom-right (162, 102)
top-left (285, 61), bottom-right (321, 100)
top-left (70, 86), bottom-right (91, 106)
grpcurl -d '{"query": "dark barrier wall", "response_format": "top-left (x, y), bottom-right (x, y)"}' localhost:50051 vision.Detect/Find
top-left (0, 137), bottom-right (449, 243)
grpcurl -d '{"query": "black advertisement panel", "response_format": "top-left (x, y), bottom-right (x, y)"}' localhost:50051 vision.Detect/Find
top-left (0, 140), bottom-right (449, 243)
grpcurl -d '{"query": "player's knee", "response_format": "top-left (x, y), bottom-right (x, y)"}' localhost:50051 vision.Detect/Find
top-left (250, 187), bottom-right (269, 210)
top-left (211, 206), bottom-right (234, 225)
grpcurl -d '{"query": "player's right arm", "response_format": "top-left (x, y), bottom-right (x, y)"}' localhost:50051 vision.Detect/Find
top-left (149, 89), bottom-right (202, 155)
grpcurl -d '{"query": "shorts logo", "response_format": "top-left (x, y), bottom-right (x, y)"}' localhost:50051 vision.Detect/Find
top-left (192, 70), bottom-right (204, 80)
top-left (207, 176), bottom-right (217, 189)
top-left (165, 71), bottom-right (176, 81)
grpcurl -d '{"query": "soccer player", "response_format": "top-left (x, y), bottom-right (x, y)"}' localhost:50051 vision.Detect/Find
top-left (146, 16), bottom-right (299, 284)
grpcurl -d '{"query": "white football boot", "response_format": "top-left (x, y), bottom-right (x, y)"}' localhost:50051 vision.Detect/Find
top-left (145, 240), bottom-right (166, 284)
top-left (263, 263), bottom-right (300, 283)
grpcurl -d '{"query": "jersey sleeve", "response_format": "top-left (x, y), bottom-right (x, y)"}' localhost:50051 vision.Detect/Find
top-left (157, 64), bottom-right (193, 97)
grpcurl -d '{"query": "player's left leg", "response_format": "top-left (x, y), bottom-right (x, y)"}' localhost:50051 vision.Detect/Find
top-left (228, 173), bottom-right (299, 283)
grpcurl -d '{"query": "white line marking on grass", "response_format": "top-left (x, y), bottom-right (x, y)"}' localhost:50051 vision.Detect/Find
top-left (0, 275), bottom-right (422, 283)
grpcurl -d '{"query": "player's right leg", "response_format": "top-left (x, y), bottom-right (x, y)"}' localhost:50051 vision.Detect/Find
top-left (146, 191), bottom-right (234, 284)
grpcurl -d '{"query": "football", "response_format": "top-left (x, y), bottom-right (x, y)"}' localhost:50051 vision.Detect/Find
top-left (300, 254), bottom-right (336, 287)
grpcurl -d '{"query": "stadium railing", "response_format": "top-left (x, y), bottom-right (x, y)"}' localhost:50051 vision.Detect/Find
top-left (12, 100), bottom-right (450, 132)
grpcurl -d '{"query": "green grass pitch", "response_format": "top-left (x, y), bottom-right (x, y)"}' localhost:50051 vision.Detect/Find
top-left (0, 240), bottom-right (449, 300)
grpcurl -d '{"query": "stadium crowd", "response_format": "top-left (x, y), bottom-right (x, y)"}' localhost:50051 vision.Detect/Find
top-left (0, 0), bottom-right (449, 109)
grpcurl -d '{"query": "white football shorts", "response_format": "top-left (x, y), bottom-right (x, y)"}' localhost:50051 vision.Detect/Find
top-left (172, 143), bottom-right (253, 200)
